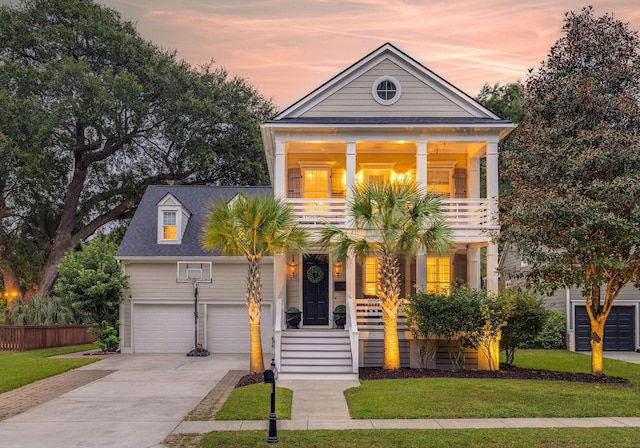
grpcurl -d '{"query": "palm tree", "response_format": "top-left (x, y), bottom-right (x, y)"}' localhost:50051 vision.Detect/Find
top-left (318, 179), bottom-right (451, 370)
top-left (201, 193), bottom-right (309, 374)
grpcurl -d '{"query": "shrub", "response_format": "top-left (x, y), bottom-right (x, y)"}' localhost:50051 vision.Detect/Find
top-left (521, 310), bottom-right (566, 350)
top-left (499, 290), bottom-right (550, 367)
top-left (334, 305), bottom-right (346, 313)
top-left (5, 295), bottom-right (88, 325)
top-left (93, 321), bottom-right (120, 352)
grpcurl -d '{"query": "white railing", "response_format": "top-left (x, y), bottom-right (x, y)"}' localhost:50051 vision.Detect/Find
top-left (355, 297), bottom-right (408, 331)
top-left (441, 199), bottom-right (491, 228)
top-left (286, 198), bottom-right (491, 229)
top-left (274, 296), bottom-right (283, 369)
top-left (286, 198), bottom-right (347, 228)
top-left (346, 293), bottom-right (359, 374)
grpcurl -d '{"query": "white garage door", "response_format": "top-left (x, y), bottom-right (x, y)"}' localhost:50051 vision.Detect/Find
top-left (207, 304), bottom-right (272, 354)
top-left (134, 304), bottom-right (194, 353)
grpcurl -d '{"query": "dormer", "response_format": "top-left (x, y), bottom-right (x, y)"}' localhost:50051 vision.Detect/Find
top-left (157, 193), bottom-right (191, 245)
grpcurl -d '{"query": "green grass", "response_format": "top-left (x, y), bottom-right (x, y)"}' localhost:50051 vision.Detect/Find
top-left (215, 383), bottom-right (292, 420)
top-left (0, 344), bottom-right (100, 393)
top-left (345, 350), bottom-right (640, 419)
top-left (197, 428), bottom-right (640, 448)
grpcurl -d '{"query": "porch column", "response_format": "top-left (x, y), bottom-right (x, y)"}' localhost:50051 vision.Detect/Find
top-left (274, 140), bottom-right (286, 197)
top-left (415, 248), bottom-right (426, 292)
top-left (467, 245), bottom-right (481, 289)
top-left (345, 254), bottom-right (356, 327)
top-left (486, 141), bottom-right (499, 226)
top-left (346, 141), bottom-right (356, 202)
top-left (469, 157), bottom-right (480, 198)
top-left (486, 243), bottom-right (499, 293)
top-left (416, 140), bottom-right (427, 191)
top-left (274, 255), bottom-right (287, 328)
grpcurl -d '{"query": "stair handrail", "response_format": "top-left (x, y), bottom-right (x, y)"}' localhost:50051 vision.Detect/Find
top-left (346, 293), bottom-right (359, 374)
top-left (274, 295), bottom-right (283, 369)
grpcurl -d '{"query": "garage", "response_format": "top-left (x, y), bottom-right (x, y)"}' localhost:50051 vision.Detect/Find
top-left (133, 304), bottom-right (194, 353)
top-left (207, 304), bottom-right (272, 354)
top-left (575, 305), bottom-right (636, 351)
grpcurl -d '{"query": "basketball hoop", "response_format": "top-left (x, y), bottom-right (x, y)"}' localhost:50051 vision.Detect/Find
top-left (189, 277), bottom-right (199, 294)
top-left (186, 276), bottom-right (209, 357)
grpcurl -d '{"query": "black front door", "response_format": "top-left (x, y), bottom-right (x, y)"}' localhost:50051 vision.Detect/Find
top-left (303, 254), bottom-right (329, 326)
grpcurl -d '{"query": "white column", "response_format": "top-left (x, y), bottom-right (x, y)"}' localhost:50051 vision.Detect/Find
top-left (274, 141), bottom-right (286, 197)
top-left (467, 245), bottom-right (481, 289)
top-left (416, 140), bottom-right (427, 190)
top-left (416, 250), bottom-right (426, 293)
top-left (469, 157), bottom-right (480, 198)
top-left (274, 255), bottom-right (287, 327)
top-left (486, 243), bottom-right (499, 293)
top-left (346, 141), bottom-right (356, 202)
top-left (415, 140), bottom-right (428, 291)
top-left (486, 141), bottom-right (499, 226)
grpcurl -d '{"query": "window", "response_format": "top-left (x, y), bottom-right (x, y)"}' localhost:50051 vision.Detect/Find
top-left (162, 211), bottom-right (177, 240)
top-left (364, 256), bottom-right (379, 295)
top-left (372, 76), bottom-right (401, 105)
top-left (427, 169), bottom-right (451, 197)
top-left (426, 257), bottom-right (450, 292)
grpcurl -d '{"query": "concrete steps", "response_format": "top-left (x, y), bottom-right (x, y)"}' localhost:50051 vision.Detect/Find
top-left (279, 329), bottom-right (358, 380)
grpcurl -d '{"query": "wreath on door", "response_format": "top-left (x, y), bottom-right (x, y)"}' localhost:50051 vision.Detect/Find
top-left (306, 265), bottom-right (324, 283)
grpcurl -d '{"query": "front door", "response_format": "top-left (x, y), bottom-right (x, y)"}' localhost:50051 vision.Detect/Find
top-left (303, 254), bottom-right (329, 326)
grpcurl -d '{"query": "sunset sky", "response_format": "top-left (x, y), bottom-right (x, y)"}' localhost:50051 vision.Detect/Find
top-left (3, 1), bottom-right (640, 108)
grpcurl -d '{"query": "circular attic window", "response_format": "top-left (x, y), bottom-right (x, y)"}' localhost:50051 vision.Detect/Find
top-left (372, 76), bottom-right (401, 105)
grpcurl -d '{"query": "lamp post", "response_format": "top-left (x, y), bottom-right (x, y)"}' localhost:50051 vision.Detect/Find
top-left (187, 278), bottom-right (209, 357)
top-left (263, 359), bottom-right (278, 443)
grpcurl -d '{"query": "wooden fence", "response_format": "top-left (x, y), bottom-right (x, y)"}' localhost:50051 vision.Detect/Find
top-left (0, 325), bottom-right (98, 351)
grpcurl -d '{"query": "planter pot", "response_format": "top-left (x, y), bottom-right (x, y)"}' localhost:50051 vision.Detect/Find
top-left (285, 312), bottom-right (301, 329)
top-left (333, 312), bottom-right (346, 329)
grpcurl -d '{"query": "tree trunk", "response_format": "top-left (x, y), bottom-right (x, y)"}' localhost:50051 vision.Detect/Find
top-left (590, 319), bottom-right (605, 375)
top-left (2, 265), bottom-right (22, 303)
top-left (246, 255), bottom-right (265, 374)
top-left (382, 305), bottom-right (400, 370)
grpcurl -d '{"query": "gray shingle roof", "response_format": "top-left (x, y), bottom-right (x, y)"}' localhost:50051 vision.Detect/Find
top-left (116, 185), bottom-right (272, 258)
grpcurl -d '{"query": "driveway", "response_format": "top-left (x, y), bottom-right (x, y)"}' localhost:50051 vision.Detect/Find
top-left (0, 353), bottom-right (248, 448)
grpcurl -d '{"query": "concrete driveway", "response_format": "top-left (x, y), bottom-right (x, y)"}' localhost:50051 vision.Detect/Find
top-left (0, 353), bottom-right (248, 448)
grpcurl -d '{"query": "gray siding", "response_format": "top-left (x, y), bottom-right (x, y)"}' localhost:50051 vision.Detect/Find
top-left (301, 60), bottom-right (473, 119)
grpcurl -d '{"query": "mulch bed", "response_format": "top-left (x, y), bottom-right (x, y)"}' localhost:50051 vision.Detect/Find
top-left (235, 365), bottom-right (629, 388)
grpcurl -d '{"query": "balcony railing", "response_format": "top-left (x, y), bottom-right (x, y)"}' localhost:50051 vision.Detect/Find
top-left (286, 198), bottom-right (491, 229)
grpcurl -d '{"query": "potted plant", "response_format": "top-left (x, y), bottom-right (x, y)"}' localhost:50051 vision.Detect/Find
top-left (333, 304), bottom-right (346, 329)
top-left (285, 306), bottom-right (301, 329)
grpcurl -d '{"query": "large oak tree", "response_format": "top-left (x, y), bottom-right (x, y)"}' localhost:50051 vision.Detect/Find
top-left (500, 7), bottom-right (640, 374)
top-left (0, 0), bottom-right (275, 297)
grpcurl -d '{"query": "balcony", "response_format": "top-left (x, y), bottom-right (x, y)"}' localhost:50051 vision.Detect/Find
top-left (286, 198), bottom-right (492, 230)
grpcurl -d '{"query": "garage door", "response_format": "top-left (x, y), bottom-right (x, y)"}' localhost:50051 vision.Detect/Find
top-left (134, 304), bottom-right (194, 353)
top-left (207, 304), bottom-right (272, 354)
top-left (575, 306), bottom-right (635, 351)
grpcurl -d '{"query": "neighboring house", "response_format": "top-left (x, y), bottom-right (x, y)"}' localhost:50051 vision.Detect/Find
top-left (499, 246), bottom-right (640, 352)
top-left (117, 43), bottom-right (515, 377)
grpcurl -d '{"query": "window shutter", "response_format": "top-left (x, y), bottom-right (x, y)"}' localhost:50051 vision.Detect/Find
top-left (288, 168), bottom-right (301, 198)
top-left (454, 252), bottom-right (467, 285)
top-left (454, 168), bottom-right (467, 198)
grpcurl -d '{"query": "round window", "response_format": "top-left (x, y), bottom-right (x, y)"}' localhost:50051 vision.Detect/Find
top-left (372, 76), bottom-right (401, 105)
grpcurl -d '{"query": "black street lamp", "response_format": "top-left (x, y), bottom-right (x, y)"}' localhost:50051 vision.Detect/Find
top-left (263, 359), bottom-right (279, 443)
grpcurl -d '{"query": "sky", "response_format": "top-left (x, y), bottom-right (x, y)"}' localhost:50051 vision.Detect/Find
top-left (3, 0), bottom-right (640, 108)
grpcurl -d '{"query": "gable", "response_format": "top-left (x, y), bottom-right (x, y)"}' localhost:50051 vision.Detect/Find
top-left (276, 43), bottom-right (499, 121)
top-left (300, 58), bottom-right (474, 119)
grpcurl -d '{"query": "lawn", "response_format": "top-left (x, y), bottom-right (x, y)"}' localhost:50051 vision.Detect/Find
top-left (196, 428), bottom-right (639, 448)
top-left (0, 344), bottom-right (100, 393)
top-left (217, 350), bottom-right (640, 421)
top-left (345, 350), bottom-right (640, 419)
top-left (215, 383), bottom-right (292, 420)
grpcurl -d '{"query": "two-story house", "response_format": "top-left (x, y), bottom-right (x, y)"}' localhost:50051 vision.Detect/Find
top-left (116, 43), bottom-right (515, 377)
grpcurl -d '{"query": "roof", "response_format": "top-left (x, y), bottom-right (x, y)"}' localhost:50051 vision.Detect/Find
top-left (116, 185), bottom-right (272, 258)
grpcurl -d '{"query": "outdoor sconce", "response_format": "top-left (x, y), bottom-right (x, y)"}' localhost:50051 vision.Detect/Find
top-left (288, 256), bottom-right (298, 279)
top-left (333, 261), bottom-right (343, 278)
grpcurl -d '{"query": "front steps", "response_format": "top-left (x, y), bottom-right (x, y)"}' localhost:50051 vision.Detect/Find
top-left (279, 329), bottom-right (359, 380)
